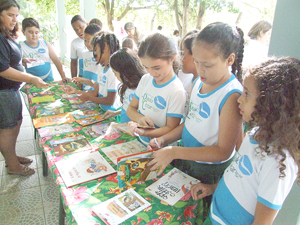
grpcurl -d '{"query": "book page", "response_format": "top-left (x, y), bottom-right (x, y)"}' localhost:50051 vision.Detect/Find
top-left (55, 151), bottom-right (116, 187)
top-left (92, 188), bottom-right (150, 225)
top-left (101, 139), bottom-right (147, 165)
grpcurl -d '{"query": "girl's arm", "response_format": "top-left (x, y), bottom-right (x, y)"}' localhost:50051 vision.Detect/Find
top-left (70, 59), bottom-right (78, 78)
top-left (148, 93), bottom-right (242, 175)
top-left (84, 91), bottom-right (117, 105)
top-left (127, 97), bottom-right (181, 137)
top-left (47, 41), bottom-right (68, 82)
top-left (0, 67), bottom-right (47, 88)
top-left (252, 202), bottom-right (278, 225)
top-left (72, 77), bottom-right (96, 87)
top-left (103, 109), bottom-right (121, 119)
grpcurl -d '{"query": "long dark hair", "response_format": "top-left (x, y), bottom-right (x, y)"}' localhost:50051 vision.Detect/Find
top-left (194, 22), bottom-right (244, 82)
top-left (110, 48), bottom-right (146, 103)
top-left (0, 0), bottom-right (20, 40)
top-left (248, 57), bottom-right (300, 182)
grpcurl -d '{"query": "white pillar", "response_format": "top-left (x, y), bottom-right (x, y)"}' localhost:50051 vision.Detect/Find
top-left (79, 0), bottom-right (97, 22)
top-left (55, 0), bottom-right (67, 63)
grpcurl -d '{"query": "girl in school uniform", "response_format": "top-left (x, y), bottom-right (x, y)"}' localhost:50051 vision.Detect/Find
top-left (66, 31), bottom-right (121, 112)
top-left (191, 57), bottom-right (300, 225)
top-left (127, 32), bottom-right (187, 146)
top-left (148, 22), bottom-right (244, 185)
top-left (103, 48), bottom-right (147, 123)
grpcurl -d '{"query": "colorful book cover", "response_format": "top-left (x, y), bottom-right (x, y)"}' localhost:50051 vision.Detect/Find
top-left (61, 94), bottom-right (78, 99)
top-left (51, 137), bottom-right (93, 157)
top-left (117, 149), bottom-right (159, 188)
top-left (71, 109), bottom-right (100, 120)
top-left (76, 115), bottom-right (105, 127)
top-left (69, 99), bottom-right (82, 104)
top-left (55, 151), bottom-right (116, 187)
top-left (87, 123), bottom-right (111, 138)
top-left (36, 99), bottom-right (64, 109)
top-left (71, 101), bottom-right (98, 109)
top-left (33, 112), bottom-right (75, 128)
top-left (36, 108), bottom-right (65, 117)
top-left (38, 124), bottom-right (74, 137)
top-left (145, 168), bottom-right (200, 206)
top-left (110, 123), bottom-right (131, 135)
top-left (92, 188), bottom-right (150, 225)
top-left (31, 95), bottom-right (55, 104)
top-left (32, 90), bottom-right (54, 97)
top-left (101, 139), bottom-right (147, 165)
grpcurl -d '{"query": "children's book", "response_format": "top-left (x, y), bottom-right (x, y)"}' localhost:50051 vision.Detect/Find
top-left (145, 168), bottom-right (200, 206)
top-left (110, 123), bottom-right (131, 135)
top-left (117, 149), bottom-right (159, 188)
top-left (36, 99), bottom-right (64, 109)
top-left (62, 94), bottom-right (78, 99)
top-left (32, 90), bottom-right (54, 97)
top-left (87, 123), bottom-right (111, 138)
top-left (101, 139), bottom-right (147, 165)
top-left (71, 109), bottom-right (100, 120)
top-left (38, 124), bottom-right (74, 137)
top-left (50, 136), bottom-right (93, 157)
top-left (69, 99), bottom-right (82, 104)
top-left (36, 108), bottom-right (65, 117)
top-left (31, 95), bottom-right (55, 104)
top-left (33, 112), bottom-right (75, 128)
top-left (76, 115), bottom-right (105, 127)
top-left (55, 151), bottom-right (116, 187)
top-left (71, 101), bottom-right (98, 109)
top-left (92, 188), bottom-right (150, 225)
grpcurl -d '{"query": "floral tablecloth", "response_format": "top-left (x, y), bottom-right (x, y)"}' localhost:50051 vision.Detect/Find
top-left (20, 82), bottom-right (204, 225)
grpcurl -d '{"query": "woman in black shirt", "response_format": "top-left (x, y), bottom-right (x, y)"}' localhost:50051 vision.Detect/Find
top-left (0, 0), bottom-right (47, 176)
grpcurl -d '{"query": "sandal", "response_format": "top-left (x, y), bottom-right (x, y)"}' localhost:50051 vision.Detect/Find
top-left (7, 166), bottom-right (35, 176)
top-left (5, 156), bottom-right (33, 167)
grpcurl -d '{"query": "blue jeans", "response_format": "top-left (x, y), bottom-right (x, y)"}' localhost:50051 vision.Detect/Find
top-left (0, 89), bottom-right (22, 129)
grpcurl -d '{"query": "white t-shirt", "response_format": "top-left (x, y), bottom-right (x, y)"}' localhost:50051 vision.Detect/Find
top-left (20, 40), bottom-right (53, 81)
top-left (210, 128), bottom-right (298, 224)
top-left (70, 37), bottom-right (85, 76)
top-left (120, 88), bottom-right (135, 123)
top-left (243, 39), bottom-right (269, 70)
top-left (82, 50), bottom-right (102, 91)
top-left (178, 70), bottom-right (194, 117)
top-left (134, 74), bottom-right (186, 145)
top-left (182, 74), bottom-right (243, 164)
top-left (97, 66), bottom-right (121, 111)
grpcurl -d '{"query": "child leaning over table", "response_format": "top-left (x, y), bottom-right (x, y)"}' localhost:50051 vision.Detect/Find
top-left (20, 18), bottom-right (68, 82)
top-left (191, 57), bottom-right (300, 225)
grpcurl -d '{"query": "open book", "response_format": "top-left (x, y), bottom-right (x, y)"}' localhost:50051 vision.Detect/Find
top-left (117, 149), bottom-right (159, 188)
top-left (33, 112), bottom-right (75, 128)
top-left (55, 151), bottom-right (116, 187)
top-left (145, 168), bottom-right (200, 206)
top-left (100, 139), bottom-right (147, 165)
top-left (92, 188), bottom-right (150, 225)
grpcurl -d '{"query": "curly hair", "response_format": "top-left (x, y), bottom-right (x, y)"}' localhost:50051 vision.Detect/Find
top-left (248, 57), bottom-right (300, 182)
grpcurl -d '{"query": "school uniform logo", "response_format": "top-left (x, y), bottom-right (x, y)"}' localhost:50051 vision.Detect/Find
top-left (91, 56), bottom-right (97, 62)
top-left (239, 155), bottom-right (253, 176)
top-left (102, 76), bottom-right (107, 84)
top-left (38, 48), bottom-right (46, 53)
top-left (199, 102), bottom-right (210, 118)
top-left (129, 93), bottom-right (134, 102)
top-left (154, 96), bottom-right (166, 109)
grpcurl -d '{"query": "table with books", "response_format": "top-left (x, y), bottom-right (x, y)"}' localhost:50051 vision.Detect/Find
top-left (20, 81), bottom-right (204, 225)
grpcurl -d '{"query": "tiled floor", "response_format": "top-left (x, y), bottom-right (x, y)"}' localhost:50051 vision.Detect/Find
top-left (0, 98), bottom-right (63, 225)
top-left (0, 65), bottom-right (69, 225)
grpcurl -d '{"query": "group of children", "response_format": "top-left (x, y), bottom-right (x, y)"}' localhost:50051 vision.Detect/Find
top-left (20, 15), bottom-right (300, 225)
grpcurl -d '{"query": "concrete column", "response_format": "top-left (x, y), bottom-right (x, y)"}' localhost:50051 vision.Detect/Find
top-left (270, 2), bottom-right (300, 224)
top-left (55, 0), bottom-right (67, 62)
top-left (268, 0), bottom-right (300, 59)
top-left (79, 0), bottom-right (97, 22)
